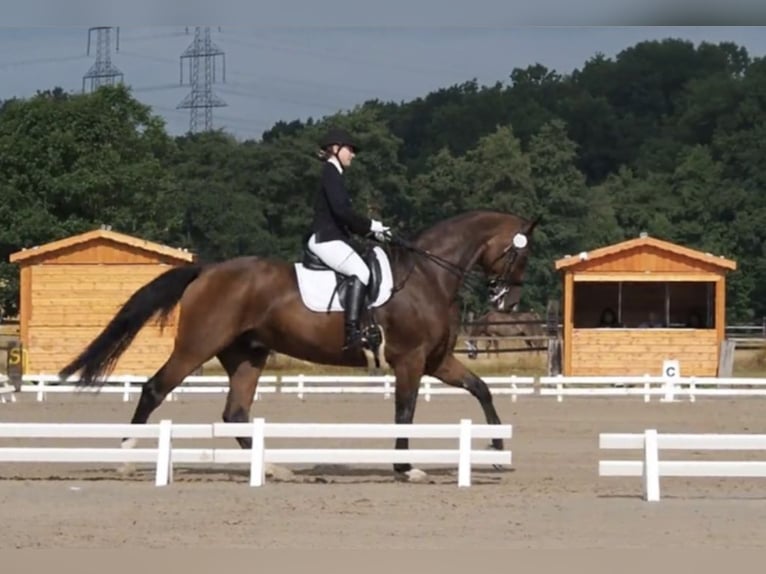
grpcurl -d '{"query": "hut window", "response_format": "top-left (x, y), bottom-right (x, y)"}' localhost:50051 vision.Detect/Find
top-left (667, 281), bottom-right (714, 328)
top-left (573, 281), bottom-right (715, 329)
top-left (573, 282), bottom-right (621, 328)
top-left (620, 282), bottom-right (666, 327)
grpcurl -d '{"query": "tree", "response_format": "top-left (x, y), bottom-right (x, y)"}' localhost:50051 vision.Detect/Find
top-left (164, 130), bottom-right (274, 262)
top-left (0, 85), bottom-right (180, 315)
top-left (526, 119), bottom-right (616, 311)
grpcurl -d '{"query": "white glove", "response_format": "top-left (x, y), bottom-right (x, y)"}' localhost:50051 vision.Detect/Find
top-left (369, 219), bottom-right (389, 233)
top-left (369, 219), bottom-right (391, 242)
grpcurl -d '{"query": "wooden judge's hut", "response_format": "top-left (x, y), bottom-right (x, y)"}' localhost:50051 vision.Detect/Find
top-left (9, 228), bottom-right (195, 376)
top-left (554, 233), bottom-right (737, 377)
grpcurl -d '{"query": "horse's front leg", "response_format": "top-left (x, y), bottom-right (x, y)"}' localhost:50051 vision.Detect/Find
top-left (429, 353), bottom-right (504, 453)
top-left (392, 350), bottom-right (428, 483)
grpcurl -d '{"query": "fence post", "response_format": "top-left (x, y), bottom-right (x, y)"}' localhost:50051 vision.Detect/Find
top-left (383, 375), bottom-right (392, 400)
top-left (155, 419), bottom-right (173, 487)
top-left (643, 429), bottom-right (660, 502)
top-left (643, 374), bottom-right (651, 403)
top-left (249, 418), bottom-right (266, 487)
top-left (458, 418), bottom-right (472, 487)
top-left (424, 377), bottom-right (432, 402)
top-left (660, 375), bottom-right (678, 403)
top-left (297, 374), bottom-right (305, 401)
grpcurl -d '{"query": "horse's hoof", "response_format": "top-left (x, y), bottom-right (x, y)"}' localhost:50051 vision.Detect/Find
top-left (264, 463), bottom-right (294, 481)
top-left (486, 443), bottom-right (508, 471)
top-left (395, 468), bottom-right (429, 483)
top-left (117, 463), bottom-right (137, 476)
top-left (118, 438), bottom-right (138, 476)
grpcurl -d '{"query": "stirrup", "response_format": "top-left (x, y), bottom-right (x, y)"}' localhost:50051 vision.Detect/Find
top-left (343, 329), bottom-right (365, 351)
top-left (343, 325), bottom-right (366, 350)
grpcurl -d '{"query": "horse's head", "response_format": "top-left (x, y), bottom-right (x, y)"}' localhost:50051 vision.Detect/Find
top-left (480, 214), bottom-right (540, 312)
top-left (394, 209), bottom-right (540, 319)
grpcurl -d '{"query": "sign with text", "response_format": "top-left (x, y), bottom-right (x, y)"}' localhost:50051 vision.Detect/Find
top-left (662, 359), bottom-right (680, 379)
top-left (661, 359), bottom-right (680, 403)
top-left (6, 343), bottom-right (26, 392)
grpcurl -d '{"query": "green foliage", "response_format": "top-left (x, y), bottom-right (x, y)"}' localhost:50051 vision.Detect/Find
top-left (1, 38), bottom-right (765, 324)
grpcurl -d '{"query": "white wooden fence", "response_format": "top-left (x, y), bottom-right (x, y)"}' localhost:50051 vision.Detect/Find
top-left (540, 375), bottom-right (766, 402)
top-left (15, 374), bottom-right (280, 403)
top-left (7, 373), bottom-right (766, 403)
top-left (11, 373), bottom-right (537, 403)
top-left (599, 429), bottom-right (766, 501)
top-left (0, 418), bottom-right (511, 487)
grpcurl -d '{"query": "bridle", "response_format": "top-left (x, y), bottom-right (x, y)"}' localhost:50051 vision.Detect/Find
top-left (486, 232), bottom-right (529, 305)
top-left (386, 228), bottom-right (530, 299)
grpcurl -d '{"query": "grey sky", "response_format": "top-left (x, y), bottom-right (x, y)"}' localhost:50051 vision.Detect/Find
top-left (9, 1), bottom-right (766, 26)
top-left (2, 26), bottom-right (765, 141)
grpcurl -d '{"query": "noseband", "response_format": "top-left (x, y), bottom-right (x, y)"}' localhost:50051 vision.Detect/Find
top-left (487, 232), bottom-right (529, 303)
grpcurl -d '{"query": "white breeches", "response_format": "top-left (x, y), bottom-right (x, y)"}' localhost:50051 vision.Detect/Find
top-left (307, 234), bottom-right (370, 285)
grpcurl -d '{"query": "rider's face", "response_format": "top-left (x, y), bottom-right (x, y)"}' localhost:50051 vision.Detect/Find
top-left (337, 145), bottom-right (356, 168)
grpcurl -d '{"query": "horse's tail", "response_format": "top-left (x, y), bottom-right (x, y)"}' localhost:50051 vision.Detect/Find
top-left (58, 264), bottom-right (205, 387)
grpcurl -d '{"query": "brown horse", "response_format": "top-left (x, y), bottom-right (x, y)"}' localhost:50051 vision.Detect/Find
top-left (465, 310), bottom-right (545, 359)
top-left (59, 209), bottom-right (539, 482)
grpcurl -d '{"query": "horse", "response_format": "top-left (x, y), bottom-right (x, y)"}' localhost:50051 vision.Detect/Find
top-left (465, 310), bottom-right (545, 359)
top-left (59, 209), bottom-right (540, 482)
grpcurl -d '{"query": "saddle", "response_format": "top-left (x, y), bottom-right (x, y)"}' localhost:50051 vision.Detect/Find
top-left (301, 246), bottom-right (383, 308)
top-left (293, 244), bottom-right (394, 314)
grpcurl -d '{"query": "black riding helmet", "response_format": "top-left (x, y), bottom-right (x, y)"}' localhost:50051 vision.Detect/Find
top-left (320, 127), bottom-right (359, 153)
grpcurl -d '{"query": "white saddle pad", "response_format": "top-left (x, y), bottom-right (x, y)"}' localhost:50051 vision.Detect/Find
top-left (294, 246), bottom-right (394, 312)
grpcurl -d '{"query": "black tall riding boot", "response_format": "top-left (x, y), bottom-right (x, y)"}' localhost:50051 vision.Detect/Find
top-left (343, 277), bottom-right (366, 350)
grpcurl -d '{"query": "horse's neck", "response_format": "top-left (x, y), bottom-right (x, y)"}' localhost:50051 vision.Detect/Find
top-left (408, 223), bottom-right (496, 296)
top-left (416, 229), bottom-right (488, 269)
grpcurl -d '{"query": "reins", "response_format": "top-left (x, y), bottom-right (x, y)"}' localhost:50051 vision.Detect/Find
top-left (389, 234), bottom-right (466, 278)
top-left (382, 233), bottom-right (484, 295)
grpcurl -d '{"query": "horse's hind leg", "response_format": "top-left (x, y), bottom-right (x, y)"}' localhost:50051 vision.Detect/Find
top-left (217, 337), bottom-right (270, 449)
top-left (119, 347), bottom-right (203, 474)
top-left (428, 354), bottom-right (504, 452)
top-left (217, 340), bottom-right (293, 482)
top-left (120, 305), bottom-right (242, 472)
top-left (128, 352), bottom-right (198, 426)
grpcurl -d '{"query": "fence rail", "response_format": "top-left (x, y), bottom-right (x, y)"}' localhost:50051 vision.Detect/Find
top-left (539, 375), bottom-right (766, 402)
top-left (0, 418), bottom-right (512, 488)
top-left (5, 373), bottom-right (766, 403)
top-left (599, 429), bottom-right (766, 501)
top-left (5, 373), bottom-right (538, 403)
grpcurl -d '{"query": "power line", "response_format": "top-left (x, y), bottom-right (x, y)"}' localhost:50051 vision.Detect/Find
top-left (82, 27), bottom-right (124, 93)
top-left (0, 54), bottom-right (85, 71)
top-left (176, 26), bottom-right (227, 133)
top-left (223, 31), bottom-right (474, 79)
top-left (217, 84), bottom-right (340, 112)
